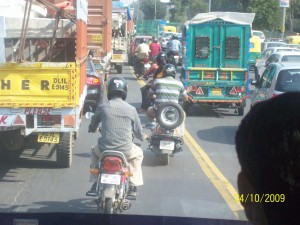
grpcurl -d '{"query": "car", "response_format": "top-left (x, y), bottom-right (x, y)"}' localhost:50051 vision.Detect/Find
top-left (261, 41), bottom-right (288, 52)
top-left (159, 32), bottom-right (176, 51)
top-left (128, 35), bottom-right (152, 65)
top-left (252, 30), bottom-right (265, 43)
top-left (255, 47), bottom-right (300, 75)
top-left (83, 58), bottom-right (104, 113)
top-left (257, 51), bottom-right (300, 77)
top-left (251, 62), bottom-right (300, 107)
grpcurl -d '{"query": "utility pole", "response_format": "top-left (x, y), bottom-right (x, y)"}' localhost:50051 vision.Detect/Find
top-left (154, 0), bottom-right (156, 20)
top-left (208, 0), bottom-right (211, 12)
top-left (136, 0), bottom-right (140, 21)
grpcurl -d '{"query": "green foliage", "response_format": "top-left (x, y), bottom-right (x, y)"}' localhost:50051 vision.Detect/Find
top-left (169, 0), bottom-right (207, 22)
top-left (139, 0), bottom-right (167, 20)
top-left (246, 0), bottom-right (282, 31)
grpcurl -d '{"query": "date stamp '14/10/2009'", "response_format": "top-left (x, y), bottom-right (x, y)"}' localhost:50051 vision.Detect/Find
top-left (235, 194), bottom-right (285, 203)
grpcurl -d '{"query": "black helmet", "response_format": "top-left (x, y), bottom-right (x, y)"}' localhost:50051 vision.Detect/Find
top-left (156, 51), bottom-right (167, 65)
top-left (172, 35), bottom-right (178, 40)
top-left (107, 77), bottom-right (128, 100)
top-left (140, 38), bottom-right (146, 44)
top-left (162, 64), bottom-right (176, 78)
top-left (152, 36), bottom-right (158, 42)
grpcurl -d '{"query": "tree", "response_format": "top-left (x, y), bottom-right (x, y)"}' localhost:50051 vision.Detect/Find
top-left (246, 0), bottom-right (282, 31)
top-left (139, 0), bottom-right (167, 20)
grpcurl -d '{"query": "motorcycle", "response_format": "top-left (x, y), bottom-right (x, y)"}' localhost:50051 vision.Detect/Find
top-left (167, 51), bottom-right (181, 69)
top-left (85, 113), bottom-right (133, 214)
top-left (146, 102), bottom-right (185, 165)
top-left (134, 56), bottom-right (151, 78)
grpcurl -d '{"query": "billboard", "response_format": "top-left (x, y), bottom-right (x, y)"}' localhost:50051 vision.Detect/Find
top-left (279, 0), bottom-right (289, 7)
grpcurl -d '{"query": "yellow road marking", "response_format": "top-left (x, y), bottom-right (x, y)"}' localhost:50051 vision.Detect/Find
top-left (130, 66), bottom-right (246, 220)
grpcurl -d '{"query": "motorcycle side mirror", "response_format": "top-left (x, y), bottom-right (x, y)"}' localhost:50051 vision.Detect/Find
top-left (85, 112), bottom-right (95, 119)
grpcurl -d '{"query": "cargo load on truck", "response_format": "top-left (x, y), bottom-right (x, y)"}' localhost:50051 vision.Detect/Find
top-left (87, 0), bottom-right (112, 78)
top-left (111, 1), bottom-right (132, 74)
top-left (181, 12), bottom-right (255, 116)
top-left (0, 0), bottom-right (88, 167)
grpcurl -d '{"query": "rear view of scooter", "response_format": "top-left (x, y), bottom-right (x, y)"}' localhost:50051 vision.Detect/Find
top-left (146, 102), bottom-right (185, 165)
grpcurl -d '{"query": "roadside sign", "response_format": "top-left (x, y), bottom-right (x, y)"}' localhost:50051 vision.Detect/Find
top-left (160, 0), bottom-right (170, 3)
top-left (279, 0), bottom-right (289, 7)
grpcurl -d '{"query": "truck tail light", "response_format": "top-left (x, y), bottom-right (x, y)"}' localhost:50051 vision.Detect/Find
top-left (236, 86), bottom-right (246, 93)
top-left (86, 77), bottom-right (101, 85)
top-left (37, 115), bottom-right (61, 127)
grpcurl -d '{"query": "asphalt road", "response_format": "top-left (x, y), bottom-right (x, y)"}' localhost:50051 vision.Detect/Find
top-left (0, 65), bottom-right (255, 222)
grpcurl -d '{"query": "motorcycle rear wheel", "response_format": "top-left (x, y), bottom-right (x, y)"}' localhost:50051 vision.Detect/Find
top-left (104, 198), bottom-right (113, 214)
top-left (159, 153), bottom-right (169, 166)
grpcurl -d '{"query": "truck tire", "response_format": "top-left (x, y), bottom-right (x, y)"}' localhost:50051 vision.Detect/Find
top-left (116, 65), bottom-right (122, 74)
top-left (156, 102), bottom-right (185, 130)
top-left (56, 132), bottom-right (73, 168)
top-left (0, 130), bottom-right (24, 158)
top-left (238, 107), bottom-right (244, 116)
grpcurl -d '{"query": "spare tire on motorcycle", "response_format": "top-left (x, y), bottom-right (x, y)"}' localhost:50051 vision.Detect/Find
top-left (156, 101), bottom-right (184, 130)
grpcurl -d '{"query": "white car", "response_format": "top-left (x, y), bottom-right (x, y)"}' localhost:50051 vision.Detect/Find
top-left (261, 41), bottom-right (288, 52)
top-left (252, 30), bottom-right (265, 43)
top-left (159, 32), bottom-right (176, 51)
top-left (255, 47), bottom-right (300, 74)
top-left (257, 51), bottom-right (300, 76)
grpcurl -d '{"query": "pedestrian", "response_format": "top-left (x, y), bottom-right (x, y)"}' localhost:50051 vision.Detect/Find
top-left (235, 92), bottom-right (300, 225)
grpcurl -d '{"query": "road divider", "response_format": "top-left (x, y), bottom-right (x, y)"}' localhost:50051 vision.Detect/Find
top-left (130, 66), bottom-right (246, 220)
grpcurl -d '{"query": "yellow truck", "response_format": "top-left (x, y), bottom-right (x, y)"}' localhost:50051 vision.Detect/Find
top-left (0, 0), bottom-right (88, 167)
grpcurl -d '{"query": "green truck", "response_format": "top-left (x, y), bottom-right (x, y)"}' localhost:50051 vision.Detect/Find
top-left (181, 12), bottom-right (255, 116)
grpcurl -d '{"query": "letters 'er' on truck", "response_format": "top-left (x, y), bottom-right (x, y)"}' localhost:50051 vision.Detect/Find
top-left (181, 12), bottom-right (255, 116)
top-left (0, 0), bottom-right (88, 167)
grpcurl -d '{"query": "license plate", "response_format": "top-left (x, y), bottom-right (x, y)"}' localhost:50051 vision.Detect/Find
top-left (159, 140), bottom-right (175, 150)
top-left (212, 88), bottom-right (222, 95)
top-left (101, 174), bottom-right (121, 185)
top-left (174, 56), bottom-right (179, 58)
top-left (37, 133), bottom-right (60, 143)
top-left (112, 54), bottom-right (123, 60)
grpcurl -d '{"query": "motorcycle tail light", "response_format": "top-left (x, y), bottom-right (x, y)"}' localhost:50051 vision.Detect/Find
top-left (86, 76), bottom-right (101, 85)
top-left (102, 157), bottom-right (123, 172)
top-left (90, 168), bottom-right (99, 174)
top-left (143, 58), bottom-right (149, 63)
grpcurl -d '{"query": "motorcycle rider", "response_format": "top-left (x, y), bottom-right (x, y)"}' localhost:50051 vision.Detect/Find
top-left (88, 77), bottom-right (145, 198)
top-left (134, 38), bottom-right (150, 75)
top-left (166, 35), bottom-right (181, 59)
top-left (137, 51), bottom-right (167, 113)
top-left (146, 64), bottom-right (189, 135)
top-left (149, 36), bottom-right (162, 62)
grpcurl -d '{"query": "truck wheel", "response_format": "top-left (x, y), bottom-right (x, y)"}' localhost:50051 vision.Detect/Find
top-left (0, 130), bottom-right (24, 158)
top-left (238, 107), bottom-right (244, 116)
top-left (116, 65), bottom-right (123, 74)
top-left (156, 102), bottom-right (185, 130)
top-left (56, 132), bottom-right (73, 168)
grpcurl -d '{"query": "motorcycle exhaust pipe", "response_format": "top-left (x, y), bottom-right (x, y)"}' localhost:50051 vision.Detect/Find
top-left (121, 199), bottom-right (131, 210)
